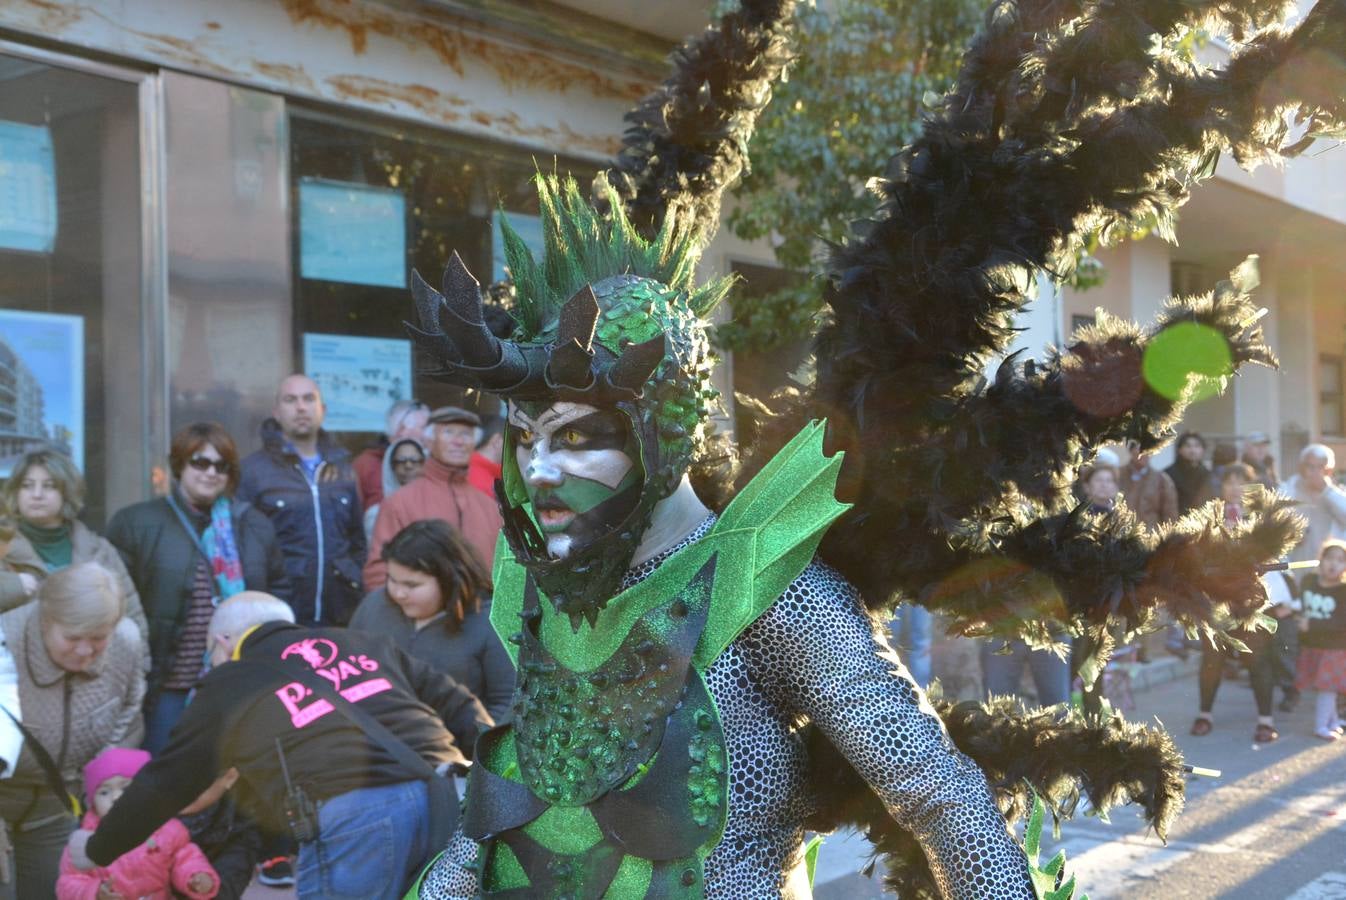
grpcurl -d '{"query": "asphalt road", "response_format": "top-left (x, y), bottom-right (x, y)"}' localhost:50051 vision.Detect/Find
top-left (815, 660), bottom-right (1346, 899)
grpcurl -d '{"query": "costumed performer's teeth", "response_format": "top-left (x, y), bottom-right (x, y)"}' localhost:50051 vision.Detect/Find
top-left (537, 507), bottom-right (577, 532)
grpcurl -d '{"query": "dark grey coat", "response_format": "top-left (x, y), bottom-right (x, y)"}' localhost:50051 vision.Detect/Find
top-left (349, 590), bottom-right (514, 724)
top-left (106, 492), bottom-right (290, 699)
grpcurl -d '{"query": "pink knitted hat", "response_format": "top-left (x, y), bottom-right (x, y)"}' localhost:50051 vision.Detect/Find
top-left (84, 748), bottom-right (151, 806)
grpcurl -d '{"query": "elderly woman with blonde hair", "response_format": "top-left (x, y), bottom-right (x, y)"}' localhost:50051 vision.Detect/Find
top-left (0, 561), bottom-right (146, 900)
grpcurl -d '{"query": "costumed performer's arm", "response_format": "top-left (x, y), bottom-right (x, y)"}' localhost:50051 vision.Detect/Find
top-left (743, 562), bottom-right (1034, 900)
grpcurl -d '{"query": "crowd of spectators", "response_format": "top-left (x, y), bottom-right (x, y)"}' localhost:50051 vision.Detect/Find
top-left (0, 370), bottom-right (1340, 897)
top-left (0, 374), bottom-right (512, 898)
top-left (973, 430), bottom-right (1345, 750)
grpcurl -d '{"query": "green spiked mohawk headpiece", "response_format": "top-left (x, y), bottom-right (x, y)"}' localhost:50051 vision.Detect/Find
top-left (406, 173), bottom-right (731, 625)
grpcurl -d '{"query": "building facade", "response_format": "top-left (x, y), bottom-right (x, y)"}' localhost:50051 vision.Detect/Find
top-left (0, 0), bottom-right (733, 525)
top-left (1, 1), bottom-right (1341, 527)
top-left (1051, 26), bottom-right (1346, 475)
top-left (0, 333), bottom-right (46, 459)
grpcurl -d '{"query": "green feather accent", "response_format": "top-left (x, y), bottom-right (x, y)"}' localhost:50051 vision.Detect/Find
top-left (804, 835), bottom-right (824, 888)
top-left (1025, 789), bottom-right (1089, 900)
top-left (499, 173), bottom-right (732, 341)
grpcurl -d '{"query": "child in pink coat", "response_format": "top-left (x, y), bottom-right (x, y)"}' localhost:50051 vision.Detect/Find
top-left (57, 748), bottom-right (220, 900)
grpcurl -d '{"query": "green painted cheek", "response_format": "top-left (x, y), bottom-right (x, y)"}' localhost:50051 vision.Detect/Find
top-left (552, 465), bottom-right (642, 515)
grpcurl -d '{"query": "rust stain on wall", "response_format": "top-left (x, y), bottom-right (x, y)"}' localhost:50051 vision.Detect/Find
top-left (119, 27), bottom-right (236, 78)
top-left (279, 0), bottom-right (650, 103)
top-left (325, 74), bottom-right (465, 123)
top-left (13, 0), bottom-right (86, 31)
top-left (477, 108), bottom-right (621, 157)
top-left (324, 73), bottom-right (619, 157)
top-left (254, 60), bottom-right (319, 94)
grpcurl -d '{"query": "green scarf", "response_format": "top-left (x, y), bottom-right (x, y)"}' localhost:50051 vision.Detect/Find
top-left (18, 520), bottom-right (73, 570)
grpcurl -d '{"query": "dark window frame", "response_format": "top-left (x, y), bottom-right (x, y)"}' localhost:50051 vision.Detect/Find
top-left (1320, 353), bottom-right (1344, 437)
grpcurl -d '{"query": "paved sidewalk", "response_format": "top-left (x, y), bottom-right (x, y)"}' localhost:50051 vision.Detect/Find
top-left (814, 649), bottom-right (1345, 899)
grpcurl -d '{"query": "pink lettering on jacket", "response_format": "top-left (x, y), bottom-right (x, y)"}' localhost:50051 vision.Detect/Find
top-left (274, 642), bottom-right (391, 729)
top-left (340, 678), bottom-right (392, 703)
top-left (275, 682), bottom-right (335, 728)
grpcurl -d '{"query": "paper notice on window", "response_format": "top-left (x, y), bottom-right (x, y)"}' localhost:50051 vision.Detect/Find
top-left (0, 309), bottom-right (85, 476)
top-left (303, 333), bottom-right (412, 432)
top-left (0, 120), bottom-right (58, 253)
top-left (299, 178), bottom-right (406, 289)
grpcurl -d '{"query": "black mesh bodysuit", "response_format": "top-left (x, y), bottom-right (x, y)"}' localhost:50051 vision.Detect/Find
top-left (420, 517), bottom-right (1034, 899)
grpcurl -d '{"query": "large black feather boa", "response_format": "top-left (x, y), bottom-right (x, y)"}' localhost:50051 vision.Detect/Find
top-left (606, 0), bottom-right (1342, 895)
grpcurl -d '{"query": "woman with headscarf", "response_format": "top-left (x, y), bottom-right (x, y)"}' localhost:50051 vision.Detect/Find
top-left (362, 436), bottom-right (427, 542)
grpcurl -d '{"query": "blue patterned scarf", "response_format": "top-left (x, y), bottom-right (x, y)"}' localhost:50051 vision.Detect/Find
top-left (203, 497), bottom-right (246, 600)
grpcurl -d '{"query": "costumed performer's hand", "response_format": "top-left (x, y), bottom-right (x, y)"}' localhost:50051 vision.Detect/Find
top-left (66, 828), bottom-right (96, 871)
top-left (187, 870), bottom-right (216, 896)
top-left (96, 880), bottom-right (126, 900)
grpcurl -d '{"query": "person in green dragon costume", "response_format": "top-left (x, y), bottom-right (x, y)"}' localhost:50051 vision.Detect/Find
top-left (399, 0), bottom-right (1346, 895)
top-left (407, 176), bottom-right (1040, 898)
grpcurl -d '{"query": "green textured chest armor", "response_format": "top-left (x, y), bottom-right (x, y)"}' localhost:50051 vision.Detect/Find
top-left (460, 422), bottom-right (847, 899)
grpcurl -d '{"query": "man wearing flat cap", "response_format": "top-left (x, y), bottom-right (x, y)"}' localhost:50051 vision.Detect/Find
top-left (1241, 431), bottom-right (1278, 490)
top-left (364, 406), bottom-right (504, 591)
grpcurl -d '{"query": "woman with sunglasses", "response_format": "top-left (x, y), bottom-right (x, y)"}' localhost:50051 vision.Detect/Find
top-left (107, 422), bottom-right (290, 752)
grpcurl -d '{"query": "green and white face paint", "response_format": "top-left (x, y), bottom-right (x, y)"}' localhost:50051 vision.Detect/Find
top-left (507, 401), bottom-right (644, 559)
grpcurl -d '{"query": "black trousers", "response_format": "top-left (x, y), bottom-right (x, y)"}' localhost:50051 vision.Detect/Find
top-left (1199, 628), bottom-right (1282, 717)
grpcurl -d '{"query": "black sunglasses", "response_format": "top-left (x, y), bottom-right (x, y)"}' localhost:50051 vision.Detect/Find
top-left (188, 456), bottom-right (232, 475)
top-left (392, 455), bottom-right (424, 467)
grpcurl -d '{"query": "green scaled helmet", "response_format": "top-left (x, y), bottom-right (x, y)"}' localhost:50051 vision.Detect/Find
top-left (406, 174), bottom-right (731, 627)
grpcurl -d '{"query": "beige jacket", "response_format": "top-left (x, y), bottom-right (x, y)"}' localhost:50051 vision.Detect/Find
top-left (0, 603), bottom-right (145, 825)
top-left (0, 522), bottom-right (149, 660)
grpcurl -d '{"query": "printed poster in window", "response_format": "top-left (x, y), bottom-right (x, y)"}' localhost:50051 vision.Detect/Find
top-left (0, 310), bottom-right (84, 475)
top-left (0, 120), bottom-right (58, 254)
top-left (302, 334), bottom-right (411, 433)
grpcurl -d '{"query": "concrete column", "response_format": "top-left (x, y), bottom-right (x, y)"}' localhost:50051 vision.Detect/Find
top-left (1276, 263), bottom-right (1315, 473)
top-left (1232, 256), bottom-right (1281, 457)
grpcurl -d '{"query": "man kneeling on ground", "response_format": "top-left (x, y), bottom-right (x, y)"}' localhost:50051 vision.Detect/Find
top-left (66, 591), bottom-right (491, 900)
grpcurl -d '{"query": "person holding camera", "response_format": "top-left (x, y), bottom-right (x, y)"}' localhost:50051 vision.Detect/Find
top-left (66, 592), bottom-right (491, 900)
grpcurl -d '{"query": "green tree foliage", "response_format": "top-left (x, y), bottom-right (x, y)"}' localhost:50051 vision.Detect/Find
top-left (720, 0), bottom-right (983, 352)
top-left (718, 0), bottom-right (1206, 353)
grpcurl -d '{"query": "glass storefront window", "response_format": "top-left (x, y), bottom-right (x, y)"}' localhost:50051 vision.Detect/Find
top-left (164, 73), bottom-right (291, 460)
top-left (0, 51), bottom-right (150, 526)
top-left (289, 108), bottom-right (593, 441)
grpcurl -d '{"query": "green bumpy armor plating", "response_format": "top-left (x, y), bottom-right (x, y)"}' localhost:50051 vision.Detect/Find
top-left (463, 422), bottom-right (849, 898)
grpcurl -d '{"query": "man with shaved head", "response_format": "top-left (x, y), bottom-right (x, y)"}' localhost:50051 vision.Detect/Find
top-left (239, 375), bottom-right (365, 627)
top-left (68, 592), bottom-right (490, 899)
top-left (239, 375), bottom-right (367, 885)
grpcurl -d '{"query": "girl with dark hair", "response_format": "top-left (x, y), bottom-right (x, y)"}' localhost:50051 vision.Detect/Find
top-left (350, 519), bottom-right (513, 722)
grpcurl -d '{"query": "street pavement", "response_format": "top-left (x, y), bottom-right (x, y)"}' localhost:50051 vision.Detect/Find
top-left (815, 656), bottom-right (1346, 899)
